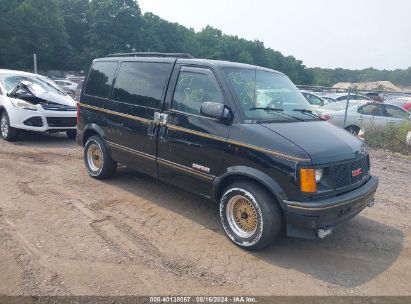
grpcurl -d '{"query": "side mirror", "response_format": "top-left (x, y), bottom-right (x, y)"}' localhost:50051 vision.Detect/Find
top-left (200, 102), bottom-right (232, 122)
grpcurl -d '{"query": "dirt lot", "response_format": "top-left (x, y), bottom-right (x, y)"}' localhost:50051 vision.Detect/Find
top-left (0, 133), bottom-right (410, 296)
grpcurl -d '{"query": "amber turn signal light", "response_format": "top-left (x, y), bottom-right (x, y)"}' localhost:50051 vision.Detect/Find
top-left (300, 168), bottom-right (317, 193)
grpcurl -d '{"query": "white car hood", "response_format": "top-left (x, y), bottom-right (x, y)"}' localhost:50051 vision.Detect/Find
top-left (34, 91), bottom-right (76, 107)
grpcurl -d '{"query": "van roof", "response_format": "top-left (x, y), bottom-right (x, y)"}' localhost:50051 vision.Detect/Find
top-left (95, 56), bottom-right (285, 75)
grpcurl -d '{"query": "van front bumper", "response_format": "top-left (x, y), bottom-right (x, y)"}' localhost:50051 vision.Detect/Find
top-left (283, 176), bottom-right (379, 239)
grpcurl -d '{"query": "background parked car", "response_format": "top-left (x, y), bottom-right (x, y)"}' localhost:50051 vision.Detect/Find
top-left (300, 90), bottom-right (327, 107)
top-left (55, 79), bottom-right (78, 91)
top-left (321, 96), bottom-right (337, 103)
top-left (73, 80), bottom-right (84, 101)
top-left (332, 93), bottom-right (372, 102)
top-left (319, 100), bottom-right (411, 135)
top-left (387, 96), bottom-right (411, 111)
top-left (365, 92), bottom-right (384, 102)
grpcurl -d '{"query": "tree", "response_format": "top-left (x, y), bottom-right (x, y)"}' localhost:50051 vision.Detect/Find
top-left (87, 0), bottom-right (141, 58)
top-left (59, 0), bottom-right (91, 69)
top-left (0, 0), bottom-right (70, 70)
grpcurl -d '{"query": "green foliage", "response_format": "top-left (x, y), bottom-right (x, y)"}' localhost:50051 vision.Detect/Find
top-left (0, 0), bottom-right (313, 84)
top-left (2, 0), bottom-right (409, 87)
top-left (365, 122), bottom-right (411, 155)
top-left (0, 0), bottom-right (70, 70)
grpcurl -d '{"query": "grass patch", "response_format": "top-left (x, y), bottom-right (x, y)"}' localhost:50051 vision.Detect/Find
top-left (365, 122), bottom-right (411, 155)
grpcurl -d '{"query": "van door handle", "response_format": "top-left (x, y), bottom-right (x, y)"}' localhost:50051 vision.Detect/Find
top-left (154, 112), bottom-right (169, 125)
top-left (159, 125), bottom-right (169, 140)
top-left (148, 121), bottom-right (157, 139)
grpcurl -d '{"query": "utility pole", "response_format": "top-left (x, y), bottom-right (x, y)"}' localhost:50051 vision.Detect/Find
top-left (343, 88), bottom-right (351, 128)
top-left (33, 54), bottom-right (38, 74)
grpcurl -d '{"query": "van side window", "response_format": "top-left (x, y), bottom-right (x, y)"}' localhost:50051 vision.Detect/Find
top-left (112, 62), bottom-right (171, 108)
top-left (172, 70), bottom-right (224, 115)
top-left (84, 61), bottom-right (118, 98)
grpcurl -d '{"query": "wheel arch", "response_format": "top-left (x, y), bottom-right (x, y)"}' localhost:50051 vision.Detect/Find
top-left (82, 124), bottom-right (105, 145)
top-left (212, 166), bottom-right (288, 211)
top-left (345, 124), bottom-right (360, 131)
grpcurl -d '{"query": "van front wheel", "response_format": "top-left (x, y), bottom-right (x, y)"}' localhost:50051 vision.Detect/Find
top-left (84, 136), bottom-right (117, 179)
top-left (219, 181), bottom-right (283, 250)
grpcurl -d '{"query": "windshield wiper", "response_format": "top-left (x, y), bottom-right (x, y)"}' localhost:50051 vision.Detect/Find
top-left (249, 107), bottom-right (304, 121)
top-left (249, 107), bottom-right (284, 111)
top-left (36, 77), bottom-right (66, 95)
top-left (292, 108), bottom-right (323, 119)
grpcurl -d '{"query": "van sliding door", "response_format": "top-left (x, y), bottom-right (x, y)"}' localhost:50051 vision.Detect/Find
top-left (109, 59), bottom-right (174, 177)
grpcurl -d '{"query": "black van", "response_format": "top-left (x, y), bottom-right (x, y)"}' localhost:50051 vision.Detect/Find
top-left (77, 53), bottom-right (378, 250)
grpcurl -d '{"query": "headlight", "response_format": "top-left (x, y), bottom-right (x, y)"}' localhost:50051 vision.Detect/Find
top-left (315, 169), bottom-right (324, 183)
top-left (300, 168), bottom-right (324, 193)
top-left (10, 99), bottom-right (37, 111)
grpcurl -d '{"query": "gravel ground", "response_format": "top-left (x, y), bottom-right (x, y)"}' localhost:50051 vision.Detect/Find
top-left (0, 133), bottom-right (410, 296)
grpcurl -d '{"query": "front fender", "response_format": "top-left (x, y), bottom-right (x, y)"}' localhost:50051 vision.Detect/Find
top-left (212, 166), bottom-right (288, 210)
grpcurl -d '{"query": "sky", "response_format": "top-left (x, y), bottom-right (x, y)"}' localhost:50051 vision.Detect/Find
top-left (138, 0), bottom-right (411, 70)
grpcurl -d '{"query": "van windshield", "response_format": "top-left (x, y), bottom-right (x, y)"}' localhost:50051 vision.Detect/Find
top-left (223, 68), bottom-right (316, 122)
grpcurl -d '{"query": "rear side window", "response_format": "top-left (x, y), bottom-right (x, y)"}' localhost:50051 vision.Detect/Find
top-left (112, 62), bottom-right (171, 108)
top-left (84, 61), bottom-right (118, 98)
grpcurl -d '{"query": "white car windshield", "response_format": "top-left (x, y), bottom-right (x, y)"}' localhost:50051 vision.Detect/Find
top-left (0, 74), bottom-right (67, 96)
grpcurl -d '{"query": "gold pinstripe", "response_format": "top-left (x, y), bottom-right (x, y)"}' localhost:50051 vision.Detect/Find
top-left (157, 158), bottom-right (215, 181)
top-left (80, 103), bottom-right (310, 162)
top-left (106, 140), bottom-right (214, 180)
top-left (167, 124), bottom-right (310, 162)
top-left (285, 193), bottom-right (375, 211)
top-left (79, 103), bottom-right (151, 124)
top-left (107, 141), bottom-right (155, 161)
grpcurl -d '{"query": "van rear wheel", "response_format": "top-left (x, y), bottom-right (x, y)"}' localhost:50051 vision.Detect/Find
top-left (84, 136), bottom-right (117, 179)
top-left (219, 181), bottom-right (283, 250)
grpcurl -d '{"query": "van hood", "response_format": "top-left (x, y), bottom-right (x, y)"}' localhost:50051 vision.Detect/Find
top-left (260, 120), bottom-right (366, 164)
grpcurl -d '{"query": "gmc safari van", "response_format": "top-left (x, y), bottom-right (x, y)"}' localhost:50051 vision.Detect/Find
top-left (77, 53), bottom-right (378, 250)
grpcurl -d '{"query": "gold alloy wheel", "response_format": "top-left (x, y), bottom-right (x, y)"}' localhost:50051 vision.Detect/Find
top-left (226, 195), bottom-right (258, 238)
top-left (87, 143), bottom-right (104, 172)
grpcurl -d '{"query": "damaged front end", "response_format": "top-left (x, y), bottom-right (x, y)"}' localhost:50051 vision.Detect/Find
top-left (8, 80), bottom-right (76, 111)
top-left (3, 77), bottom-right (77, 135)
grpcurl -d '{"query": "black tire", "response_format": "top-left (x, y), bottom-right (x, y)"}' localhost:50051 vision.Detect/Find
top-left (219, 181), bottom-right (283, 250)
top-left (66, 129), bottom-right (77, 139)
top-left (345, 125), bottom-right (360, 135)
top-left (0, 111), bottom-right (18, 141)
top-left (84, 135), bottom-right (117, 179)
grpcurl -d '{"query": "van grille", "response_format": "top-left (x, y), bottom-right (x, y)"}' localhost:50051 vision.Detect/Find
top-left (332, 155), bottom-right (370, 189)
top-left (46, 117), bottom-right (76, 128)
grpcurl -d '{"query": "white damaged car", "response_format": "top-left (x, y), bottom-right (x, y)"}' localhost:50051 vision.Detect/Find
top-left (0, 70), bottom-right (77, 141)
